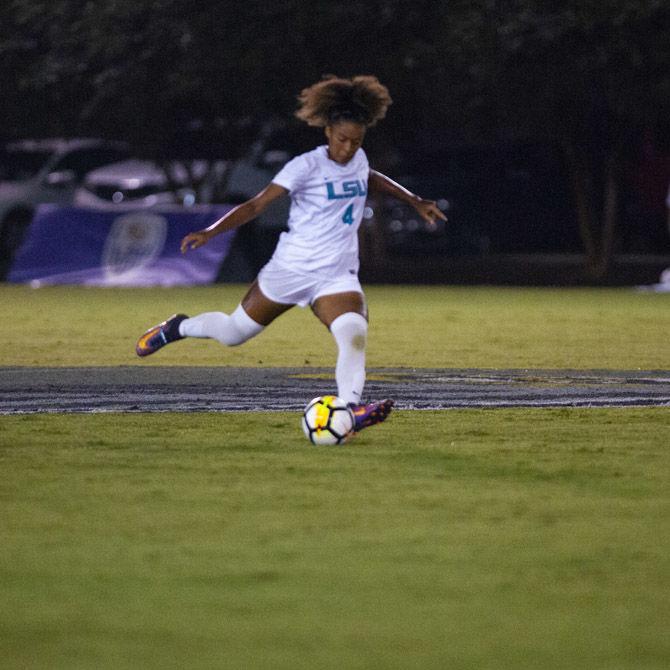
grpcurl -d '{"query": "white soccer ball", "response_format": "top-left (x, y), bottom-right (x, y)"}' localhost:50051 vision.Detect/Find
top-left (301, 395), bottom-right (354, 445)
top-left (659, 267), bottom-right (670, 285)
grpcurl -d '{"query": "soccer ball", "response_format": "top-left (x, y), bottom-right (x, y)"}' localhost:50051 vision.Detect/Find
top-left (301, 395), bottom-right (354, 445)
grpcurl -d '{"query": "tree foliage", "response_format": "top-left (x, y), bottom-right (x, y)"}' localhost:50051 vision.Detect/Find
top-left (1, 1), bottom-right (669, 268)
top-left (5, 1), bottom-right (668, 145)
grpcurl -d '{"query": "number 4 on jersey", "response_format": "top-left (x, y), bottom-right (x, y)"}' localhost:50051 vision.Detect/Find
top-left (342, 204), bottom-right (354, 225)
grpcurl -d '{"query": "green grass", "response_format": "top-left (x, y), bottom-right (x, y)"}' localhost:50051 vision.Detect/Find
top-left (1, 284), bottom-right (669, 368)
top-left (1, 283), bottom-right (669, 668)
top-left (1, 409), bottom-right (669, 670)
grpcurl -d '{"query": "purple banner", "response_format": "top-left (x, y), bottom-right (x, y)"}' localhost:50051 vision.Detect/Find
top-left (8, 205), bottom-right (236, 287)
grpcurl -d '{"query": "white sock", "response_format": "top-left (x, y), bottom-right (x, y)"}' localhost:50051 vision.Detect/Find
top-left (330, 312), bottom-right (367, 405)
top-left (178, 304), bottom-right (263, 346)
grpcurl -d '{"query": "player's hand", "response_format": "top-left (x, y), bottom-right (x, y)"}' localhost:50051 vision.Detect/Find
top-left (413, 199), bottom-right (448, 231)
top-left (181, 230), bottom-right (211, 253)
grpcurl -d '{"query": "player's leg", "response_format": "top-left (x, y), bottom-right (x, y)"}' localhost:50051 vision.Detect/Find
top-left (180, 280), bottom-right (292, 342)
top-left (239, 279), bottom-right (295, 326)
top-left (312, 291), bottom-right (367, 405)
top-left (311, 291), bottom-right (393, 431)
top-left (136, 281), bottom-right (292, 356)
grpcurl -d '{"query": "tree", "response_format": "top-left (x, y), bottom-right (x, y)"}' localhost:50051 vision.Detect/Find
top-left (2, 0), bottom-right (669, 274)
top-left (431, 1), bottom-right (670, 276)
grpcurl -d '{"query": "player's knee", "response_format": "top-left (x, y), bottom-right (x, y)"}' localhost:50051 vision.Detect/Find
top-left (330, 312), bottom-right (368, 351)
top-left (349, 319), bottom-right (367, 350)
top-left (217, 315), bottom-right (245, 346)
top-left (222, 305), bottom-right (264, 346)
top-left (351, 332), bottom-right (366, 350)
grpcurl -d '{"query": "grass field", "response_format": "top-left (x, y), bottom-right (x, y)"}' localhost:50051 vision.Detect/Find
top-left (1, 284), bottom-right (669, 669)
top-left (1, 284), bottom-right (669, 368)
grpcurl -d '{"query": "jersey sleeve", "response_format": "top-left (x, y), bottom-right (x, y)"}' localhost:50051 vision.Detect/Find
top-left (272, 154), bottom-right (310, 193)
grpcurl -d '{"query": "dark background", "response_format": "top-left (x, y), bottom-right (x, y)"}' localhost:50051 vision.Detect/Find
top-left (2, 0), bottom-right (670, 283)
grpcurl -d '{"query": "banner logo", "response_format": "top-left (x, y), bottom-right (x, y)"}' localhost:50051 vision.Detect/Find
top-left (102, 212), bottom-right (168, 280)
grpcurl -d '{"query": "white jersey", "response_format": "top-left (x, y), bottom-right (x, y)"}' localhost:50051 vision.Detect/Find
top-left (270, 145), bottom-right (369, 276)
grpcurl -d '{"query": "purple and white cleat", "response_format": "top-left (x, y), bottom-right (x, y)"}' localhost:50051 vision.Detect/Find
top-left (349, 399), bottom-right (395, 432)
top-left (136, 313), bottom-right (188, 357)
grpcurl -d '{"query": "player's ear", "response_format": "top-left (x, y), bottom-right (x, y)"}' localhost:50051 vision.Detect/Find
top-left (324, 125), bottom-right (333, 142)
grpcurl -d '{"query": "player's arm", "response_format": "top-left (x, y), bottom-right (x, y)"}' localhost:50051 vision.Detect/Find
top-left (181, 183), bottom-right (288, 253)
top-left (368, 169), bottom-right (447, 229)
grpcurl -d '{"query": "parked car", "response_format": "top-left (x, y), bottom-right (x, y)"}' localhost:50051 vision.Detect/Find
top-left (74, 159), bottom-right (198, 208)
top-left (0, 138), bottom-right (130, 275)
top-left (221, 120), bottom-right (313, 224)
top-left (377, 142), bottom-right (576, 256)
top-left (216, 121), bottom-right (313, 280)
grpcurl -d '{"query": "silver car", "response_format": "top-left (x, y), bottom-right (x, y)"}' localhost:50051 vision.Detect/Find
top-left (74, 159), bottom-right (199, 209)
top-left (0, 138), bottom-right (129, 275)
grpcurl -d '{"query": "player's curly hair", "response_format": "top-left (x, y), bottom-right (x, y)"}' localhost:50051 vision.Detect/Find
top-left (295, 75), bottom-right (392, 128)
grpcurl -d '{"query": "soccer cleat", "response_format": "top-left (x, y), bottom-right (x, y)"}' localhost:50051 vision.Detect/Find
top-left (135, 313), bottom-right (188, 357)
top-left (349, 398), bottom-right (395, 432)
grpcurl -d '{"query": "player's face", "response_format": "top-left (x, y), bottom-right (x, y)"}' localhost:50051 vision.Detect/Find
top-left (325, 121), bottom-right (366, 164)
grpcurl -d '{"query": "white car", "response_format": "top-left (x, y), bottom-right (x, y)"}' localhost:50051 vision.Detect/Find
top-left (0, 138), bottom-right (129, 273)
top-left (74, 159), bottom-right (197, 209)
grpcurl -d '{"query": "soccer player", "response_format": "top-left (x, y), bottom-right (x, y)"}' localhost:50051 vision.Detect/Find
top-left (136, 75), bottom-right (447, 433)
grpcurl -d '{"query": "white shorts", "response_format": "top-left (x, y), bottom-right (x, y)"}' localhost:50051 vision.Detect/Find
top-left (257, 258), bottom-right (363, 308)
